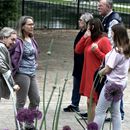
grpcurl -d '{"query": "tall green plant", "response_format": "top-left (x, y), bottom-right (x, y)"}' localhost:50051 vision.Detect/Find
top-left (0, 0), bottom-right (19, 27)
top-left (39, 38), bottom-right (69, 130)
top-left (40, 39), bottom-right (54, 130)
top-left (53, 72), bottom-right (69, 130)
top-left (39, 73), bottom-right (58, 130)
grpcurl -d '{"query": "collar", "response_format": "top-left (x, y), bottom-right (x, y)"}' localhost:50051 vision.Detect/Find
top-left (102, 10), bottom-right (113, 21)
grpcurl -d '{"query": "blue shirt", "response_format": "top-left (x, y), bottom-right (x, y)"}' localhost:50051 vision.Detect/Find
top-left (18, 40), bottom-right (37, 76)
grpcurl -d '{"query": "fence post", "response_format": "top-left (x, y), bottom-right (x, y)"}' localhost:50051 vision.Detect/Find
top-left (76, 0), bottom-right (80, 29)
top-left (22, 0), bottom-right (25, 15)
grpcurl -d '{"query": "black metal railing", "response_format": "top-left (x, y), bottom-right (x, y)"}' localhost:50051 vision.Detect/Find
top-left (1, 0), bottom-right (130, 29)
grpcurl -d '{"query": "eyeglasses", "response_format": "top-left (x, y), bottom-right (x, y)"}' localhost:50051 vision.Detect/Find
top-left (26, 23), bottom-right (35, 26)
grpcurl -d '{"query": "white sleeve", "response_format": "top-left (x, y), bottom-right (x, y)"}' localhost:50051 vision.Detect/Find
top-left (108, 20), bottom-right (119, 46)
top-left (106, 49), bottom-right (120, 69)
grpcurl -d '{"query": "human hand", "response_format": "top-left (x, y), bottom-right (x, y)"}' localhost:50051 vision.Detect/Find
top-left (98, 68), bottom-right (105, 77)
top-left (91, 43), bottom-right (98, 51)
top-left (13, 84), bottom-right (20, 91)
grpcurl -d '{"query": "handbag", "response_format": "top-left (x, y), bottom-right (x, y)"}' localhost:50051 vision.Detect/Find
top-left (93, 59), bottom-right (106, 96)
top-left (93, 48), bottom-right (122, 96)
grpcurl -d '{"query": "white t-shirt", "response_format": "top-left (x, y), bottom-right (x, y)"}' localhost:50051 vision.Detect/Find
top-left (105, 48), bottom-right (130, 87)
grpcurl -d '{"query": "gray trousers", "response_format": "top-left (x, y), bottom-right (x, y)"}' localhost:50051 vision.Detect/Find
top-left (94, 83), bottom-right (122, 130)
top-left (14, 73), bottom-right (40, 110)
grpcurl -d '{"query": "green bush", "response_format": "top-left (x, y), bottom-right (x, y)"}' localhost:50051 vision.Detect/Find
top-left (0, 0), bottom-right (19, 27)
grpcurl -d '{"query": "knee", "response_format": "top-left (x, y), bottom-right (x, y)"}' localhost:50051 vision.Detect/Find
top-left (16, 101), bottom-right (26, 109)
top-left (111, 110), bottom-right (121, 118)
top-left (95, 106), bottom-right (107, 115)
top-left (33, 95), bottom-right (40, 106)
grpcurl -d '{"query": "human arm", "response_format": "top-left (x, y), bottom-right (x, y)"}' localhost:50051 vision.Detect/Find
top-left (91, 37), bottom-right (112, 61)
top-left (9, 38), bottom-right (22, 75)
top-left (99, 49), bottom-right (121, 76)
top-left (75, 30), bottom-right (91, 54)
top-left (98, 65), bottom-right (112, 76)
top-left (2, 70), bottom-right (20, 91)
top-left (0, 46), bottom-right (20, 91)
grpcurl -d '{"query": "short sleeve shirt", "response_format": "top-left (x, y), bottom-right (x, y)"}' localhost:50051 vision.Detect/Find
top-left (105, 48), bottom-right (130, 85)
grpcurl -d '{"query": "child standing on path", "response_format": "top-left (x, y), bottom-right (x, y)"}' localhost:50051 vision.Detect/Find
top-left (87, 24), bottom-right (130, 130)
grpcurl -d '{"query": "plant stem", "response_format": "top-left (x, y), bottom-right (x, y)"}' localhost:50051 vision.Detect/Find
top-left (54, 72), bottom-right (69, 130)
top-left (39, 39), bottom-right (54, 130)
top-left (52, 87), bottom-right (61, 130)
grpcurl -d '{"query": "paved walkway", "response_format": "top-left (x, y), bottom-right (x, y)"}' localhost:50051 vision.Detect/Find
top-left (0, 70), bottom-right (130, 130)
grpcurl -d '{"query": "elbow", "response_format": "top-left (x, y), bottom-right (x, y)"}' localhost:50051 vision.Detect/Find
top-left (105, 66), bottom-right (112, 74)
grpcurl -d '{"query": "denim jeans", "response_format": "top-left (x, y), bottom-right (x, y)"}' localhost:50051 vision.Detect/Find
top-left (71, 77), bottom-right (81, 107)
top-left (120, 98), bottom-right (124, 120)
top-left (94, 85), bottom-right (122, 130)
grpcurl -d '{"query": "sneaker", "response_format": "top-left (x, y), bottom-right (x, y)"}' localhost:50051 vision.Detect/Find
top-left (79, 112), bottom-right (88, 118)
top-left (63, 105), bottom-right (80, 112)
top-left (105, 117), bottom-right (112, 122)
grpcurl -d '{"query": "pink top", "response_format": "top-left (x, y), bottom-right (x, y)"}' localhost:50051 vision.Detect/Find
top-left (106, 48), bottom-right (130, 88)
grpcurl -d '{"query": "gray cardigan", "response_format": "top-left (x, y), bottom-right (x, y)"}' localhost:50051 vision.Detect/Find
top-left (0, 42), bottom-right (15, 99)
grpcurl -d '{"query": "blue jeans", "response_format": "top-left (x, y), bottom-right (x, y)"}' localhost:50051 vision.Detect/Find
top-left (71, 77), bottom-right (81, 107)
top-left (120, 98), bottom-right (124, 120)
top-left (94, 85), bottom-right (122, 130)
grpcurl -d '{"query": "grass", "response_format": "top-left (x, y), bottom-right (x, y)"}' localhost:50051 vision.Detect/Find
top-left (114, 7), bottom-right (130, 13)
top-left (114, 7), bottom-right (130, 14)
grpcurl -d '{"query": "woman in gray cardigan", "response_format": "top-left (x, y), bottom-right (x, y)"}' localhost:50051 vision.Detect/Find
top-left (0, 27), bottom-right (19, 99)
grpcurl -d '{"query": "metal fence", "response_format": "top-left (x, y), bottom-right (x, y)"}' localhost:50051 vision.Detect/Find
top-left (3, 0), bottom-right (130, 29)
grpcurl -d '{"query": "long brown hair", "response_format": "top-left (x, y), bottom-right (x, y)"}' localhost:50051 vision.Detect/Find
top-left (112, 23), bottom-right (130, 58)
top-left (88, 18), bottom-right (106, 41)
top-left (16, 16), bottom-right (34, 39)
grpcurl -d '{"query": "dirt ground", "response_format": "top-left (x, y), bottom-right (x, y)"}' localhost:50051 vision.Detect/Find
top-left (35, 29), bottom-right (78, 71)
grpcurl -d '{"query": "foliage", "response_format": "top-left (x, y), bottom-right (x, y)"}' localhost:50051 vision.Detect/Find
top-left (104, 82), bottom-right (123, 102)
top-left (0, 0), bottom-right (19, 27)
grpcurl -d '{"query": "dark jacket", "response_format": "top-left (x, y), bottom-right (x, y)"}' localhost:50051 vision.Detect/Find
top-left (102, 12), bottom-right (122, 33)
top-left (72, 29), bottom-right (86, 79)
